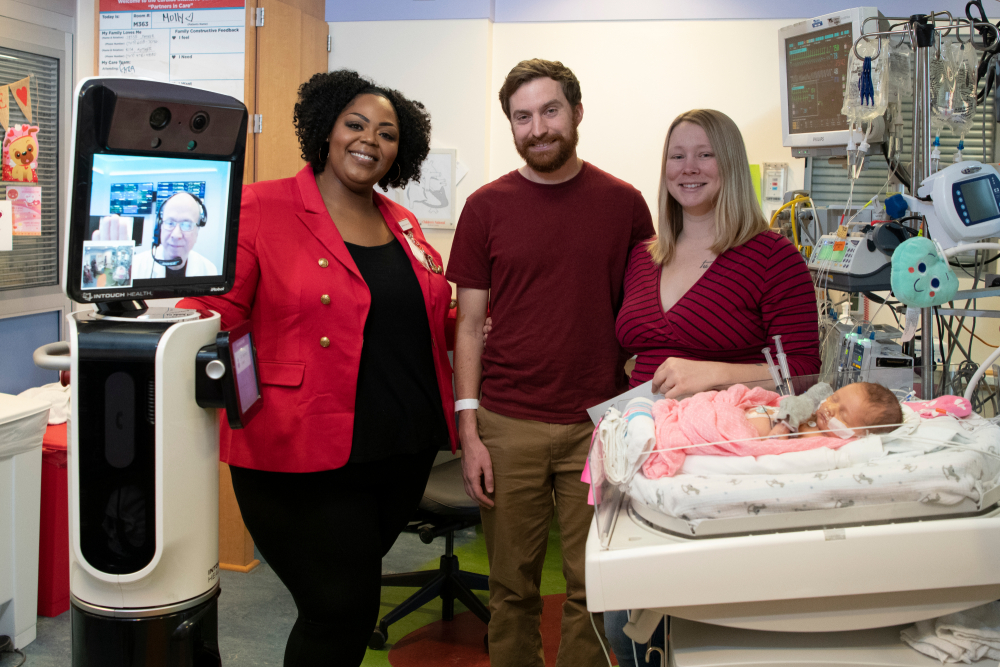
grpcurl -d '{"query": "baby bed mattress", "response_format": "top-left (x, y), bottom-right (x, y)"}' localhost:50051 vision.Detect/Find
top-left (627, 412), bottom-right (1000, 535)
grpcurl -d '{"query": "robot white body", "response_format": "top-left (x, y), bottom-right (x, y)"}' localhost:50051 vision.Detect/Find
top-left (67, 310), bottom-right (220, 614)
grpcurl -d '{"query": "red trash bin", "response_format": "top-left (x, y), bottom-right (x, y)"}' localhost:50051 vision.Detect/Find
top-left (37, 423), bottom-right (69, 617)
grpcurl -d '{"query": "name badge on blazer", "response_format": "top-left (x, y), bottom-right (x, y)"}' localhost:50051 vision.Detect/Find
top-left (398, 219), bottom-right (442, 274)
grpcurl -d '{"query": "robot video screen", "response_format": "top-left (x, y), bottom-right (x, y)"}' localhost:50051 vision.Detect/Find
top-left (80, 154), bottom-right (232, 291)
top-left (785, 23), bottom-right (854, 135)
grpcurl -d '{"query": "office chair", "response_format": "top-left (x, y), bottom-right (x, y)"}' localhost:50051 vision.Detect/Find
top-left (369, 456), bottom-right (491, 650)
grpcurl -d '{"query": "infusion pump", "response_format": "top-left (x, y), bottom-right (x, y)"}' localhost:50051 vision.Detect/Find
top-left (904, 161), bottom-right (1000, 249)
top-left (837, 326), bottom-right (914, 395)
top-left (808, 234), bottom-right (892, 292)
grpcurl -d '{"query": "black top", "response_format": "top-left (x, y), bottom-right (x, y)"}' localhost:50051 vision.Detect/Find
top-left (345, 238), bottom-right (448, 462)
top-left (165, 263), bottom-right (187, 279)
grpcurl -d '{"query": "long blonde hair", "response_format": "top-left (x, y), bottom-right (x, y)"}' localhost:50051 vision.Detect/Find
top-left (648, 109), bottom-right (767, 266)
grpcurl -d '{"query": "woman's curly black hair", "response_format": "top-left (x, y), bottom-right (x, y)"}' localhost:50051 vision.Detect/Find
top-left (294, 69), bottom-right (432, 191)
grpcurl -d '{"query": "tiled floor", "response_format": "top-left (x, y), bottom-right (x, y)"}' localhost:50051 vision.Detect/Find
top-left (0, 526), bottom-right (479, 667)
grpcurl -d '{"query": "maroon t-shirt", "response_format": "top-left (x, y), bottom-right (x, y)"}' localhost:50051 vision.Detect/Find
top-left (447, 162), bottom-right (654, 424)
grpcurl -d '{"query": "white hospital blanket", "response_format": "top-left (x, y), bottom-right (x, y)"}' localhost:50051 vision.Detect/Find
top-left (629, 414), bottom-right (1000, 523)
top-left (680, 437), bottom-right (884, 475)
top-left (901, 602), bottom-right (1000, 663)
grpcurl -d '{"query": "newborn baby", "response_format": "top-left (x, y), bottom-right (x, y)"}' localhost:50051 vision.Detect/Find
top-left (746, 382), bottom-right (903, 440)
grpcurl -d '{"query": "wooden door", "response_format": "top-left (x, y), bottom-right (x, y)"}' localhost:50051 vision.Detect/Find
top-left (253, 0), bottom-right (329, 183)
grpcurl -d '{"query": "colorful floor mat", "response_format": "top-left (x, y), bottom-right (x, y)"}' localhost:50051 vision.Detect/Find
top-left (362, 519), bottom-right (616, 666)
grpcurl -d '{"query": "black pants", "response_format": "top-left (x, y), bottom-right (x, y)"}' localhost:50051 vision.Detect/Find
top-left (229, 447), bottom-right (438, 667)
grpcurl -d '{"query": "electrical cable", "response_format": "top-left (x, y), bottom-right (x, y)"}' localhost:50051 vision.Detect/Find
top-left (964, 322), bottom-right (998, 348)
top-left (881, 131), bottom-right (912, 191)
top-left (629, 609), bottom-right (640, 667)
top-left (935, 308), bottom-right (950, 394)
top-left (0, 635), bottom-right (26, 667)
top-left (591, 612), bottom-right (613, 667)
top-left (951, 252), bottom-right (1000, 267)
top-left (862, 291), bottom-right (901, 310)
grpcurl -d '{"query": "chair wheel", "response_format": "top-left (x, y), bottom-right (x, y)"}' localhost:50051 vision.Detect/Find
top-left (369, 628), bottom-right (387, 650)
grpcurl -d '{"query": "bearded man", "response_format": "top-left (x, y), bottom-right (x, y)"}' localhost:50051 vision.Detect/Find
top-left (446, 58), bottom-right (654, 667)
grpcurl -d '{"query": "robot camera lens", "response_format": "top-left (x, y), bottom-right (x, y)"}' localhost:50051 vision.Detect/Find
top-left (190, 112), bottom-right (210, 133)
top-left (149, 107), bottom-right (171, 131)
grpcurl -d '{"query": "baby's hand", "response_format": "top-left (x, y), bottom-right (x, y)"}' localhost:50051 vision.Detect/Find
top-left (767, 422), bottom-right (793, 439)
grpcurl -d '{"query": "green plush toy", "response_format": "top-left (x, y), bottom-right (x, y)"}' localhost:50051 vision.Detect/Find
top-left (890, 237), bottom-right (958, 308)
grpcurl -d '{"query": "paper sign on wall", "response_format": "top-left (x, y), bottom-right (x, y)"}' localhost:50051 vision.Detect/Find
top-left (7, 186), bottom-right (41, 236)
top-left (9, 77), bottom-right (31, 123)
top-left (98, 0), bottom-right (247, 102)
top-left (0, 86), bottom-right (8, 130)
top-left (0, 201), bottom-right (12, 252)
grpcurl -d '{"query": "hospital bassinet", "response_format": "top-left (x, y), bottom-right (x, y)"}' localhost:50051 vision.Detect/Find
top-left (585, 373), bottom-right (1000, 637)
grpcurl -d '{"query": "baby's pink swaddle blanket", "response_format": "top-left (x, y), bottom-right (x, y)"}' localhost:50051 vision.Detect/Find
top-left (642, 384), bottom-right (855, 479)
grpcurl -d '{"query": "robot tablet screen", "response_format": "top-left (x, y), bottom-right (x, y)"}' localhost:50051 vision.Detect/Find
top-left (81, 155), bottom-right (233, 290)
top-left (195, 319), bottom-right (263, 429)
top-left (230, 330), bottom-right (261, 415)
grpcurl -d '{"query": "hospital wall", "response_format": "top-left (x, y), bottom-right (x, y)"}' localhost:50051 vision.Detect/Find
top-left (330, 17), bottom-right (808, 272)
top-left (329, 19), bottom-right (494, 273)
top-left (65, 2), bottom-right (1000, 364)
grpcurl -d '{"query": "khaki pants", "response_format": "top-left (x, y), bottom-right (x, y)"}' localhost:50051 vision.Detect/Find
top-left (477, 406), bottom-right (607, 667)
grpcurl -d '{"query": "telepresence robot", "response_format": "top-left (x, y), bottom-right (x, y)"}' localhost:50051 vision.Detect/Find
top-left (33, 78), bottom-right (259, 666)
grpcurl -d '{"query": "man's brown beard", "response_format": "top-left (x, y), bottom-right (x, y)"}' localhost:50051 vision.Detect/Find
top-left (515, 124), bottom-right (579, 173)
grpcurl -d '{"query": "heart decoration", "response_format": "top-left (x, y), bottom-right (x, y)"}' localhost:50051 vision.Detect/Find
top-left (10, 76), bottom-right (31, 123)
top-left (0, 86), bottom-right (8, 130)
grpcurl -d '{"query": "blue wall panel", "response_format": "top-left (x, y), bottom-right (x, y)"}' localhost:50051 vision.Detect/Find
top-left (327, 0), bottom-right (493, 22)
top-left (328, 0), bottom-right (970, 23)
top-left (0, 311), bottom-right (60, 395)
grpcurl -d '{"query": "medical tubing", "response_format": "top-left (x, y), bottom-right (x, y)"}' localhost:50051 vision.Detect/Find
top-left (768, 197), bottom-right (812, 249)
top-left (892, 435), bottom-right (1000, 461)
top-left (790, 201), bottom-right (800, 247)
top-left (881, 136), bottom-right (912, 190)
top-left (943, 242), bottom-right (1000, 258)
top-left (964, 344), bottom-right (1000, 402)
top-left (639, 424), bottom-right (908, 451)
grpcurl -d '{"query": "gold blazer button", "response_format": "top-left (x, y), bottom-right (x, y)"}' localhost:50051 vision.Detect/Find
top-left (320, 337), bottom-right (330, 348)
top-left (320, 295), bottom-right (331, 305)
top-left (318, 258), bottom-right (329, 268)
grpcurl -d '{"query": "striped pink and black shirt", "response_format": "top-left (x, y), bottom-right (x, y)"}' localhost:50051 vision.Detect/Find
top-left (616, 231), bottom-right (820, 388)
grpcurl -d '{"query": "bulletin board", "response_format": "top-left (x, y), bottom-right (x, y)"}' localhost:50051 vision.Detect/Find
top-left (0, 51), bottom-right (58, 292)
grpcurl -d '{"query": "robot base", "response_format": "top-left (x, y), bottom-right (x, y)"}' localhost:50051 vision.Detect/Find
top-left (71, 586), bottom-right (221, 667)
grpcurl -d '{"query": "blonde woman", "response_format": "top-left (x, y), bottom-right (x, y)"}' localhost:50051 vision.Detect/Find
top-left (606, 109), bottom-right (820, 664)
top-left (618, 108), bottom-right (820, 397)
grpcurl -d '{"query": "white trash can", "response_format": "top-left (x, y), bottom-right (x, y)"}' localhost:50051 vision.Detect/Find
top-left (0, 393), bottom-right (50, 649)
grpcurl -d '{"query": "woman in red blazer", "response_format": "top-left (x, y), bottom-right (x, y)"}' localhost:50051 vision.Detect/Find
top-left (180, 70), bottom-right (455, 666)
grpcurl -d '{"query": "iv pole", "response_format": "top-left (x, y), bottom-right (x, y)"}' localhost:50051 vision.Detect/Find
top-left (911, 14), bottom-right (936, 399)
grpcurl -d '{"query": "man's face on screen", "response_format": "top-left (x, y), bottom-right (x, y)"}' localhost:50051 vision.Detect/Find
top-left (159, 193), bottom-right (201, 266)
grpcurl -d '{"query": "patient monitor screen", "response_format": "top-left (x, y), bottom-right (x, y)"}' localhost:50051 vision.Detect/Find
top-left (785, 23), bottom-right (853, 135)
top-left (81, 154), bottom-right (232, 291)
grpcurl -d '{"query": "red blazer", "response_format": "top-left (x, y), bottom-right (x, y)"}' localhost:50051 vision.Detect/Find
top-left (180, 165), bottom-right (457, 472)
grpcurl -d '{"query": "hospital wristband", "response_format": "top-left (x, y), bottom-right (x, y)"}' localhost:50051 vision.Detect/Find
top-left (454, 399), bottom-right (480, 412)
